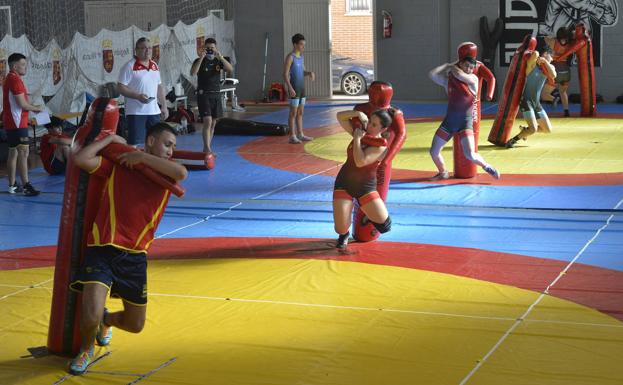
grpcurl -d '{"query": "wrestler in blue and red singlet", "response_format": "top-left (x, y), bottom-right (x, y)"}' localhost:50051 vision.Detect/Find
top-left (428, 56), bottom-right (500, 180)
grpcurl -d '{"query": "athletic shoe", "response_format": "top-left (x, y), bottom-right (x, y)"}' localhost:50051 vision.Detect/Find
top-left (336, 232), bottom-right (350, 249)
top-left (564, 109), bottom-right (570, 117)
top-left (289, 136), bottom-right (301, 144)
top-left (552, 95), bottom-right (560, 109)
top-left (506, 136), bottom-right (520, 148)
top-left (22, 183), bottom-right (40, 196)
top-left (298, 135), bottom-right (313, 142)
top-left (96, 308), bottom-right (112, 346)
top-left (430, 171), bottom-right (450, 180)
top-left (8, 184), bottom-right (22, 194)
top-left (483, 165), bottom-right (501, 179)
top-left (69, 346), bottom-right (94, 375)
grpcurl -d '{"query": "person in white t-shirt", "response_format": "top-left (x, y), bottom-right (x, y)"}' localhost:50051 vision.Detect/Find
top-left (117, 38), bottom-right (168, 146)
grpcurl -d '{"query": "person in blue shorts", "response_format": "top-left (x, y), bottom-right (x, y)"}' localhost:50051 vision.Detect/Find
top-left (428, 56), bottom-right (500, 179)
top-left (506, 46), bottom-right (557, 148)
top-left (283, 33), bottom-right (315, 144)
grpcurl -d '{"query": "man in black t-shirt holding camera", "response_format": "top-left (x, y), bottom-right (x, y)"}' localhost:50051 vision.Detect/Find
top-left (190, 37), bottom-right (233, 155)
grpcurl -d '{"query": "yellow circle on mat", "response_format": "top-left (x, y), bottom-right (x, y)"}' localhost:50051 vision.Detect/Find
top-left (305, 118), bottom-right (623, 174)
top-left (1, 258), bottom-right (622, 385)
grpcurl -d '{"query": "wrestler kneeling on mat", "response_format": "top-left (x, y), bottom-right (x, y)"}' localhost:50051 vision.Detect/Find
top-left (506, 46), bottom-right (556, 148)
top-left (333, 109), bottom-right (393, 249)
top-left (429, 56), bottom-right (500, 180)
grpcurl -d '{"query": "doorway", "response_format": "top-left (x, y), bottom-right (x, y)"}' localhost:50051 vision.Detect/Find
top-left (283, 0), bottom-right (332, 98)
top-left (330, 0), bottom-right (375, 98)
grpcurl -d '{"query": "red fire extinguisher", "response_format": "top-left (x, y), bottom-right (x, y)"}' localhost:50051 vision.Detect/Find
top-left (382, 10), bottom-right (392, 38)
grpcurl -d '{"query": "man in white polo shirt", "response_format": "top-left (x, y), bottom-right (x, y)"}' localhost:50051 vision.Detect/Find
top-left (117, 37), bottom-right (168, 146)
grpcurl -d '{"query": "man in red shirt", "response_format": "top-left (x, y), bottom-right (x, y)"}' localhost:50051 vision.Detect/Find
top-left (40, 117), bottom-right (72, 175)
top-left (69, 122), bottom-right (187, 375)
top-left (2, 53), bottom-right (43, 195)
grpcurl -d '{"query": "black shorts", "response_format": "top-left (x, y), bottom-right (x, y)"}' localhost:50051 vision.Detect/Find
top-left (49, 154), bottom-right (66, 175)
top-left (197, 93), bottom-right (223, 119)
top-left (334, 166), bottom-right (377, 200)
top-left (553, 62), bottom-right (571, 84)
top-left (6, 128), bottom-right (30, 148)
top-left (70, 245), bottom-right (148, 306)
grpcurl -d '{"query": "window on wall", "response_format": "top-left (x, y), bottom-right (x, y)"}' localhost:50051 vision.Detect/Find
top-left (0, 6), bottom-right (12, 37)
top-left (209, 9), bottom-right (224, 19)
top-left (346, 0), bottom-right (372, 16)
top-left (84, 1), bottom-right (166, 36)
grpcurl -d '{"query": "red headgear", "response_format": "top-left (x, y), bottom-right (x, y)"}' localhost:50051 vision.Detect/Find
top-left (458, 42), bottom-right (478, 60)
top-left (367, 81), bottom-right (393, 109)
top-left (521, 35), bottom-right (538, 51)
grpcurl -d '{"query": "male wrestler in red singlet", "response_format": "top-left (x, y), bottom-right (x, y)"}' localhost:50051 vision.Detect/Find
top-left (428, 56), bottom-right (500, 180)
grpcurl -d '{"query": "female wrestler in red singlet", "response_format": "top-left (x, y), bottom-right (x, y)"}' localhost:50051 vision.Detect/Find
top-left (333, 109), bottom-right (393, 249)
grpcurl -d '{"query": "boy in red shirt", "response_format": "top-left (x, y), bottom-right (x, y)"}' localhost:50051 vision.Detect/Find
top-left (40, 117), bottom-right (72, 175)
top-left (2, 53), bottom-right (44, 195)
top-left (69, 122), bottom-right (187, 375)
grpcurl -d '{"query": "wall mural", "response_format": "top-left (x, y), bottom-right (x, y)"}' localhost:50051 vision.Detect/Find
top-left (500, 0), bottom-right (618, 66)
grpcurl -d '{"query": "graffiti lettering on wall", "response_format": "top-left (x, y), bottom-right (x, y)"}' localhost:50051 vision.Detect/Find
top-left (500, 0), bottom-right (618, 66)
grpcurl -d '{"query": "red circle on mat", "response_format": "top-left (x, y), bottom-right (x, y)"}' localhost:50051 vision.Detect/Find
top-left (238, 114), bottom-right (623, 186)
top-left (2, 237), bottom-right (621, 322)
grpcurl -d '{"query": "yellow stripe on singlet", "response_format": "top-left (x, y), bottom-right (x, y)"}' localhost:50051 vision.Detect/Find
top-left (107, 167), bottom-right (117, 243)
top-left (92, 223), bottom-right (100, 245)
top-left (134, 191), bottom-right (170, 251)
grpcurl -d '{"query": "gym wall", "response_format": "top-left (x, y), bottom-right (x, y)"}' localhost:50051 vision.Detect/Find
top-left (233, 0), bottom-right (285, 101)
top-left (375, 0), bottom-right (623, 101)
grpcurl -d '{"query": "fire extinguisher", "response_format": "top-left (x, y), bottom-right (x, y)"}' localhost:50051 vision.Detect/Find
top-left (382, 10), bottom-right (392, 38)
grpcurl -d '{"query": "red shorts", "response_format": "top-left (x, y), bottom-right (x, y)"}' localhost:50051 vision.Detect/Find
top-left (333, 189), bottom-right (380, 206)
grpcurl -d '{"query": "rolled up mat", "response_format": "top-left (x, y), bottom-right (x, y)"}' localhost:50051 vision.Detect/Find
top-left (214, 118), bottom-right (288, 136)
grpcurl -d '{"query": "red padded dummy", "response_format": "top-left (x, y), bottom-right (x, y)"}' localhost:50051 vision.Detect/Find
top-left (48, 98), bottom-right (118, 356)
top-left (48, 98), bottom-right (183, 356)
top-left (351, 81), bottom-right (406, 241)
top-left (554, 24), bottom-right (596, 117)
top-left (488, 35), bottom-right (537, 146)
top-left (453, 42), bottom-right (496, 178)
